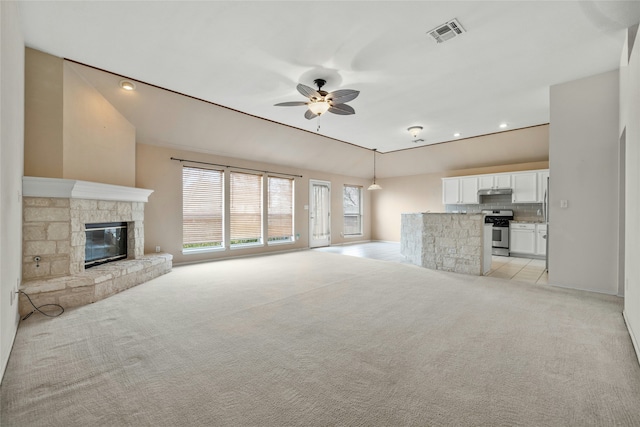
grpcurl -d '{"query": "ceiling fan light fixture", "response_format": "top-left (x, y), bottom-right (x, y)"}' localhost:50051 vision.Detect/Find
top-left (308, 100), bottom-right (330, 115)
top-left (275, 79), bottom-right (359, 124)
top-left (408, 126), bottom-right (423, 138)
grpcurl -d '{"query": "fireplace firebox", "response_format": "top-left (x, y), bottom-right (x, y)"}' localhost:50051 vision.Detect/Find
top-left (85, 222), bottom-right (128, 268)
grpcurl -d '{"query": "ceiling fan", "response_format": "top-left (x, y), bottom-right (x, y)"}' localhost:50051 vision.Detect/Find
top-left (274, 79), bottom-right (360, 120)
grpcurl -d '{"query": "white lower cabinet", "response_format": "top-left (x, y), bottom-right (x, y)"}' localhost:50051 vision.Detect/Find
top-left (535, 224), bottom-right (547, 256)
top-left (510, 223), bottom-right (536, 255)
top-left (510, 223), bottom-right (547, 257)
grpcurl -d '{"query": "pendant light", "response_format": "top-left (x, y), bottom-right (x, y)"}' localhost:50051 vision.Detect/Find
top-left (367, 149), bottom-right (382, 191)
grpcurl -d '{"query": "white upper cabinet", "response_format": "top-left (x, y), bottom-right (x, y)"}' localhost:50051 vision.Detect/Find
top-left (511, 172), bottom-right (538, 203)
top-left (442, 169), bottom-right (548, 205)
top-left (478, 175), bottom-right (494, 189)
top-left (478, 173), bottom-right (511, 189)
top-left (537, 170), bottom-right (549, 203)
top-left (442, 177), bottom-right (478, 204)
top-left (495, 174), bottom-right (512, 188)
top-left (459, 177), bottom-right (479, 204)
top-left (442, 178), bottom-right (460, 204)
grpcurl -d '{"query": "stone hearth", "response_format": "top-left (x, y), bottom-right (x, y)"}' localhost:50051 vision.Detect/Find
top-left (20, 177), bottom-right (172, 314)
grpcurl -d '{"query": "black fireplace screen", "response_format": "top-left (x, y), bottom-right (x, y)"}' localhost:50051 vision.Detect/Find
top-left (85, 222), bottom-right (127, 268)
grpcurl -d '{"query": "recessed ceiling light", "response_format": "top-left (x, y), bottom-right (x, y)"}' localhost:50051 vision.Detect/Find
top-left (119, 80), bottom-right (136, 91)
top-left (453, 132), bottom-right (461, 137)
top-left (499, 123), bottom-right (508, 129)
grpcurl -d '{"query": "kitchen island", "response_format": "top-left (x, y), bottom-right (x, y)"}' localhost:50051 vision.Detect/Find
top-left (401, 212), bottom-right (491, 276)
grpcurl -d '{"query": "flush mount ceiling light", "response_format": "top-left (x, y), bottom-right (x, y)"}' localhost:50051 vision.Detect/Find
top-left (367, 149), bottom-right (382, 191)
top-left (453, 132), bottom-right (461, 137)
top-left (119, 80), bottom-right (136, 91)
top-left (408, 126), bottom-right (424, 143)
top-left (499, 123), bottom-right (508, 129)
top-left (408, 126), bottom-right (423, 138)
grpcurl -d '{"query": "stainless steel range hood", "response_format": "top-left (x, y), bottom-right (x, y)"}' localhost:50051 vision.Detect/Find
top-left (478, 188), bottom-right (512, 196)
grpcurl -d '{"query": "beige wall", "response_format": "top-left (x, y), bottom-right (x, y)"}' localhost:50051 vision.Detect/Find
top-left (24, 50), bottom-right (136, 187)
top-left (372, 158), bottom-right (549, 242)
top-left (62, 62), bottom-right (136, 186)
top-left (1, 1), bottom-right (25, 380)
top-left (136, 143), bottom-right (372, 265)
top-left (24, 48), bottom-right (63, 178)
top-left (623, 25), bottom-right (640, 359)
top-left (549, 70), bottom-right (620, 295)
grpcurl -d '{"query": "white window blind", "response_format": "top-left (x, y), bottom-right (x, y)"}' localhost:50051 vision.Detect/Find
top-left (182, 167), bottom-right (223, 249)
top-left (230, 171), bottom-right (262, 245)
top-left (268, 176), bottom-right (294, 242)
top-left (343, 185), bottom-right (363, 236)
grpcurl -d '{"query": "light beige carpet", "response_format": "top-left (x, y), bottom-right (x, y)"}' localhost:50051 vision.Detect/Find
top-left (1, 250), bottom-right (639, 426)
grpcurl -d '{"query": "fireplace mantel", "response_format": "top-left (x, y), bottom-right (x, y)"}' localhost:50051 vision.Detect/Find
top-left (22, 176), bottom-right (153, 202)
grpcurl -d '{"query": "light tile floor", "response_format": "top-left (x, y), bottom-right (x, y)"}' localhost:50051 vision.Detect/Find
top-left (314, 242), bottom-right (549, 286)
top-left (486, 255), bottom-right (548, 285)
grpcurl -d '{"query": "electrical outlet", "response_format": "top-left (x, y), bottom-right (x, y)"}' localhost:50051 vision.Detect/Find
top-left (155, 246), bottom-right (161, 253)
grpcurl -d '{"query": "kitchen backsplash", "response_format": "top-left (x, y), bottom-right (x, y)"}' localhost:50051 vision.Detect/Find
top-left (445, 194), bottom-right (543, 221)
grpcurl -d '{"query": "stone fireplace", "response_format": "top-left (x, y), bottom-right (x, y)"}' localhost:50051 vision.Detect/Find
top-left (20, 177), bottom-right (172, 314)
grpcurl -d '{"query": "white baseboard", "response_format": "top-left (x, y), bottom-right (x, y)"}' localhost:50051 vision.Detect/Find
top-left (623, 310), bottom-right (640, 366)
top-left (328, 239), bottom-right (371, 247)
top-left (174, 247), bottom-right (307, 267)
top-left (0, 313), bottom-right (20, 385)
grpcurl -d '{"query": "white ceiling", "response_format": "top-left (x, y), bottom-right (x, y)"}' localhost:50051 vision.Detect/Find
top-left (17, 1), bottom-right (640, 157)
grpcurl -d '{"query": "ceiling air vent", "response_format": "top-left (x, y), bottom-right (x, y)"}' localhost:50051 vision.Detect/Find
top-left (427, 18), bottom-right (465, 44)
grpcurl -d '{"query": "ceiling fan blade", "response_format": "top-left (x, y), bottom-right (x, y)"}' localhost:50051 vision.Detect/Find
top-left (297, 83), bottom-right (321, 100)
top-left (304, 109), bottom-right (317, 120)
top-left (326, 89), bottom-right (360, 105)
top-left (328, 104), bottom-right (355, 115)
top-left (274, 101), bottom-right (309, 107)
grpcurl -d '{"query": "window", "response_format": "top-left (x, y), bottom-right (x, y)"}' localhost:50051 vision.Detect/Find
top-left (230, 171), bottom-right (262, 246)
top-left (182, 167), bottom-right (223, 250)
top-left (268, 176), bottom-right (294, 243)
top-left (343, 185), bottom-right (363, 236)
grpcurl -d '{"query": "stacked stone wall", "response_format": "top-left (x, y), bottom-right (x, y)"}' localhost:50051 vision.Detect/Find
top-left (23, 197), bottom-right (145, 280)
top-left (23, 198), bottom-right (72, 280)
top-left (401, 213), bottom-right (485, 276)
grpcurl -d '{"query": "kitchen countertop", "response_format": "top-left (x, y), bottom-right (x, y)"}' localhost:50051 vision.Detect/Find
top-left (510, 220), bottom-right (545, 224)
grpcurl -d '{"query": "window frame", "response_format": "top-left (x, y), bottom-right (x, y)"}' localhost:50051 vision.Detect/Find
top-left (229, 170), bottom-right (264, 249)
top-left (181, 167), bottom-right (298, 255)
top-left (267, 176), bottom-right (295, 245)
top-left (181, 166), bottom-right (225, 254)
top-left (343, 184), bottom-right (363, 237)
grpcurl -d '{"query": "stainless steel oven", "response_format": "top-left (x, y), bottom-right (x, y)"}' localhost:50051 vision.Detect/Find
top-left (482, 210), bottom-right (514, 256)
